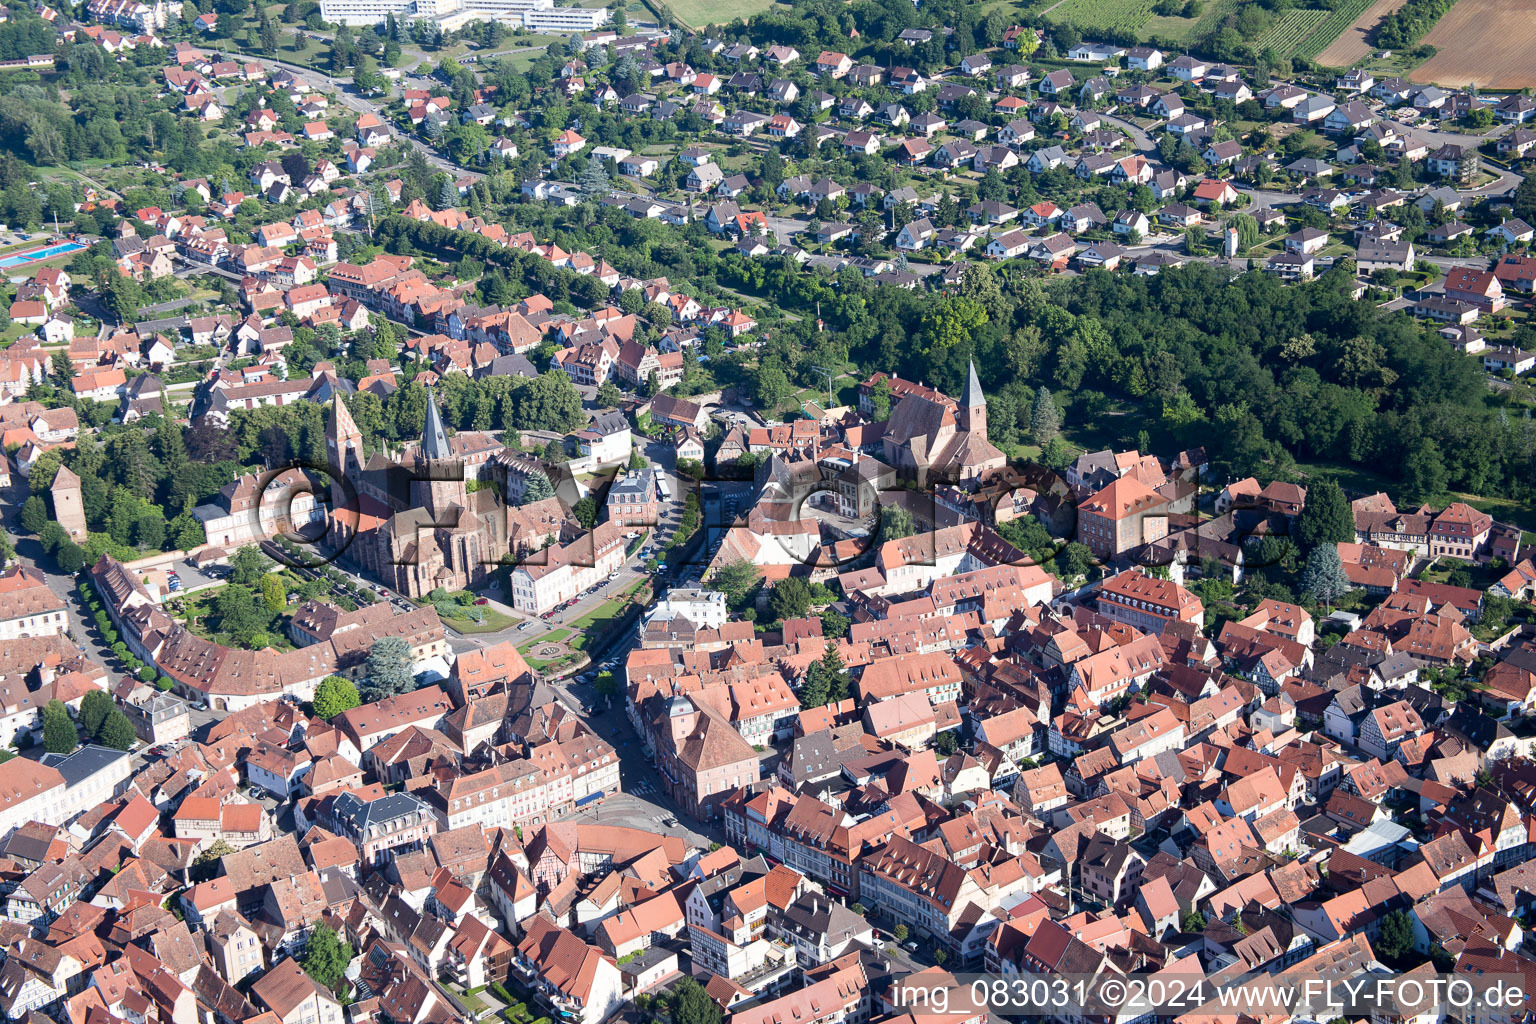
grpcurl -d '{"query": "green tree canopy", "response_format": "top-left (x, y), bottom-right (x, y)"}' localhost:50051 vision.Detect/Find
top-left (365, 635), bottom-right (414, 698)
top-left (313, 675), bottom-right (361, 720)
top-left (80, 689), bottom-right (114, 736)
top-left (42, 699), bottom-right (77, 754)
top-left (1300, 543), bottom-right (1350, 611)
top-left (1296, 477), bottom-right (1354, 548)
top-left (300, 924), bottom-right (355, 991)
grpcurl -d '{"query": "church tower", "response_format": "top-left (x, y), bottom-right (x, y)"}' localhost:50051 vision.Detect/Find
top-left (326, 392), bottom-right (364, 482)
top-left (958, 359), bottom-right (987, 440)
top-left (413, 389), bottom-right (467, 520)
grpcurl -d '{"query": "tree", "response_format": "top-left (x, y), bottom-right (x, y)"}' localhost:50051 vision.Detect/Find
top-left (578, 155), bottom-right (610, 194)
top-left (1296, 477), bottom-right (1353, 548)
top-left (98, 708), bottom-right (137, 750)
top-left (1181, 909), bottom-right (1206, 933)
top-left (520, 471), bottom-right (555, 505)
top-left (881, 505), bottom-right (917, 541)
top-left (808, 642), bottom-right (849, 703)
top-left (769, 577), bottom-right (813, 622)
top-left (228, 546), bottom-right (268, 586)
top-left (365, 635), bottom-right (413, 697)
top-left (572, 496), bottom-right (598, 529)
top-left (597, 380), bottom-right (623, 407)
top-left (870, 377), bottom-right (893, 421)
top-left (313, 676), bottom-right (361, 719)
top-left (1300, 543), bottom-right (1350, 611)
top-left (797, 662), bottom-right (829, 709)
top-left (754, 362), bottom-right (792, 411)
top-left (894, 924), bottom-right (909, 942)
top-left (671, 977), bottom-right (723, 1024)
top-left (1030, 388), bottom-right (1060, 445)
top-left (80, 689), bottom-right (114, 737)
top-left (301, 924), bottom-right (354, 991)
top-left (1376, 908), bottom-right (1414, 961)
top-left (261, 574), bottom-right (287, 613)
top-left (711, 559), bottom-right (760, 612)
top-left (920, 295), bottom-right (987, 353)
top-left (1403, 440), bottom-right (1448, 504)
top-left (820, 609), bottom-right (850, 639)
top-left (42, 699), bottom-right (77, 754)
top-left (20, 495), bottom-right (48, 534)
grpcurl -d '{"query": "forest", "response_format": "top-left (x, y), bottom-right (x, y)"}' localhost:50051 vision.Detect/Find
top-left (391, 194), bottom-right (1536, 514)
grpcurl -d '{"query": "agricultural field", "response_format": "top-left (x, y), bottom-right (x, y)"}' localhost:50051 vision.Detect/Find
top-left (1290, 0), bottom-right (1379, 60)
top-left (1312, 0), bottom-right (1407, 65)
top-left (1410, 0), bottom-right (1536, 87)
top-left (1253, 8), bottom-right (1330, 56)
top-left (1040, 0), bottom-right (1159, 38)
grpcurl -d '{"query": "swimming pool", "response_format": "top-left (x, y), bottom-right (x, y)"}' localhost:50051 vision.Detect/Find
top-left (0, 240), bottom-right (86, 269)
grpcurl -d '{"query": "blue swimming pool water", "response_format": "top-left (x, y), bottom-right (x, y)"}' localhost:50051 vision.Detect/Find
top-left (0, 241), bottom-right (86, 269)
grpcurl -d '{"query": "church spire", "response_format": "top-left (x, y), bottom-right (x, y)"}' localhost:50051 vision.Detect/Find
top-left (422, 388), bottom-right (451, 461)
top-left (328, 391), bottom-right (361, 448)
top-left (962, 359), bottom-right (985, 410)
top-left (959, 359), bottom-right (987, 439)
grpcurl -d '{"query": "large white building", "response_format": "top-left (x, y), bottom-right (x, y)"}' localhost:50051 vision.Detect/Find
top-left (0, 746), bottom-right (133, 840)
top-left (0, 567), bottom-right (68, 641)
top-left (509, 521), bottom-right (625, 615)
top-left (642, 589), bottom-right (728, 633)
top-left (318, 0), bottom-right (608, 31)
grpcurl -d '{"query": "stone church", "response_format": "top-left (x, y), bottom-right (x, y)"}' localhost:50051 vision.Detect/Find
top-left (881, 360), bottom-right (1006, 489)
top-left (324, 391), bottom-right (565, 599)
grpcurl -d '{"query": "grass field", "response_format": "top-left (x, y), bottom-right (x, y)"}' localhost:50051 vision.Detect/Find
top-left (666, 0), bottom-right (782, 29)
top-left (1144, 0), bottom-right (1237, 44)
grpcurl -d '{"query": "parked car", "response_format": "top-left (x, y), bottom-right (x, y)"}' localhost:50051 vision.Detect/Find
top-left (473, 597), bottom-right (489, 605)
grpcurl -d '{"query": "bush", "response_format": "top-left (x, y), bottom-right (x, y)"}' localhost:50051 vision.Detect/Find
top-left (156, 676), bottom-right (175, 691)
top-left (137, 666), bottom-right (156, 681)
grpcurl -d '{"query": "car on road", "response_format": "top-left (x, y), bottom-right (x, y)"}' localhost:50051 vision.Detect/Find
top-left (903, 941), bottom-right (919, 953)
top-left (518, 621), bottom-right (533, 631)
top-left (608, 571), bottom-right (620, 580)
top-left (872, 938), bottom-right (885, 950)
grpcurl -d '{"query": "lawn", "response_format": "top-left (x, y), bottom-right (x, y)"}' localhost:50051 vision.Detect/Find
top-left (665, 0), bottom-right (783, 29)
top-left (518, 627), bottom-right (575, 669)
top-left (567, 580), bottom-right (647, 650)
top-left (438, 604), bottom-right (517, 633)
top-left (1145, 0), bottom-right (1237, 44)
